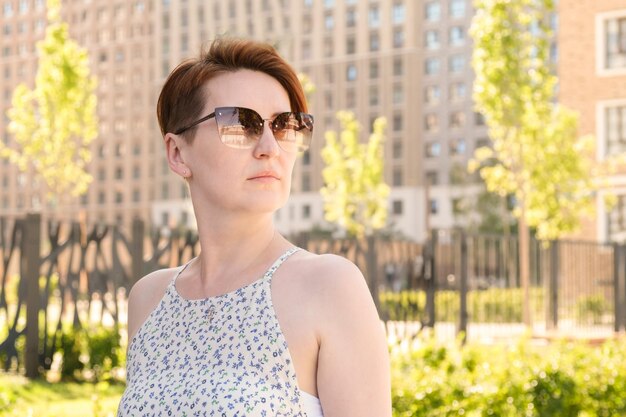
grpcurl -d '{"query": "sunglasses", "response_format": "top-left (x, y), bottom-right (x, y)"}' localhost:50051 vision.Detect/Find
top-left (174, 106), bottom-right (314, 153)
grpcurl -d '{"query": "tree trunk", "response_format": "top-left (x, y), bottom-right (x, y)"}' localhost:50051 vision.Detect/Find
top-left (519, 204), bottom-right (532, 329)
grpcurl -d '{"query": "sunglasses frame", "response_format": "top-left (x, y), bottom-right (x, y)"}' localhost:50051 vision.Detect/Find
top-left (174, 106), bottom-right (314, 152)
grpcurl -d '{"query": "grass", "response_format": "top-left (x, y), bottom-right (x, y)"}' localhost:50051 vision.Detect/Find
top-left (0, 374), bottom-right (124, 417)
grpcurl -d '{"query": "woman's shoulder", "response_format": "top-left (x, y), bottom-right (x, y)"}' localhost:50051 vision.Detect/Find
top-left (126, 265), bottom-right (183, 342)
top-left (128, 266), bottom-right (181, 302)
top-left (289, 250), bottom-right (371, 308)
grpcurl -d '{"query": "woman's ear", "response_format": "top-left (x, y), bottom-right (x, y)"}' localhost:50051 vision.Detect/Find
top-left (164, 133), bottom-right (191, 179)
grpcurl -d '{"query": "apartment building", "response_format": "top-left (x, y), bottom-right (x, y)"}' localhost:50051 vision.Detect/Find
top-left (0, 0), bottom-right (487, 242)
top-left (558, 0), bottom-right (626, 242)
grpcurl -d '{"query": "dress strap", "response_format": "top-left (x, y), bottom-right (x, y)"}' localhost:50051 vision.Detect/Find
top-left (264, 247), bottom-right (300, 279)
top-left (171, 257), bottom-right (195, 286)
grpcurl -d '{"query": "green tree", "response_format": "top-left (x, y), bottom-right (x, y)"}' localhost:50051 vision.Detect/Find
top-left (3, 0), bottom-right (97, 207)
top-left (321, 111), bottom-right (389, 313)
top-left (321, 111), bottom-right (389, 238)
top-left (469, 0), bottom-right (614, 326)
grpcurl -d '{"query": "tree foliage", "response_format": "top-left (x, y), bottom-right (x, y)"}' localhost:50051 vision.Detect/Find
top-left (3, 0), bottom-right (97, 202)
top-left (469, 0), bottom-right (613, 241)
top-left (320, 111), bottom-right (389, 238)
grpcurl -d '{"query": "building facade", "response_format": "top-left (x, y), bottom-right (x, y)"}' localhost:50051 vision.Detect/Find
top-left (558, 0), bottom-right (626, 242)
top-left (1, 0), bottom-right (489, 242)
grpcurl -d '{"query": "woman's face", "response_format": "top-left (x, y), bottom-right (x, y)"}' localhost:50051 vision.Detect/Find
top-left (180, 69), bottom-right (298, 216)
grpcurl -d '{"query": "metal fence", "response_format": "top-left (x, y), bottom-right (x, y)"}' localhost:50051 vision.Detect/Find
top-left (2, 213), bottom-right (623, 378)
top-left (413, 229), bottom-right (623, 342)
top-left (0, 214), bottom-right (421, 378)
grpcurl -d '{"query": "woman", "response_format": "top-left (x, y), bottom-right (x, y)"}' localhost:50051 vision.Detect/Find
top-left (118, 38), bottom-right (391, 417)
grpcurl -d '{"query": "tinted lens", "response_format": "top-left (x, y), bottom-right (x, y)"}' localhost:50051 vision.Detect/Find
top-left (271, 112), bottom-right (314, 153)
top-left (214, 107), bottom-right (263, 149)
top-left (214, 107), bottom-right (313, 152)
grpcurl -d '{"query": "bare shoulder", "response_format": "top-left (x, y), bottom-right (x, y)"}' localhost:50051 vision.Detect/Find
top-left (288, 251), bottom-right (377, 322)
top-left (126, 267), bottom-right (179, 343)
top-left (292, 251), bottom-right (369, 295)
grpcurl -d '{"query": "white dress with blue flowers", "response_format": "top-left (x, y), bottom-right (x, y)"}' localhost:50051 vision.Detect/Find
top-left (118, 247), bottom-right (323, 417)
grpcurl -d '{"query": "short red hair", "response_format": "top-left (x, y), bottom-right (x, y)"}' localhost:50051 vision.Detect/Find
top-left (157, 38), bottom-right (307, 139)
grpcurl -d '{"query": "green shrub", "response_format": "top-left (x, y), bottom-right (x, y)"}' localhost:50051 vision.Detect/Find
top-left (390, 336), bottom-right (626, 416)
top-left (576, 294), bottom-right (611, 325)
top-left (380, 288), bottom-right (545, 324)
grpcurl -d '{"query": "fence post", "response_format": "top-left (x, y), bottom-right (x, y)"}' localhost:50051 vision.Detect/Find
top-left (366, 234), bottom-right (380, 315)
top-left (616, 243), bottom-right (624, 333)
top-left (547, 240), bottom-right (559, 330)
top-left (425, 230), bottom-right (437, 328)
top-left (131, 218), bottom-right (145, 286)
top-left (24, 213), bottom-right (41, 379)
top-left (458, 230), bottom-right (468, 343)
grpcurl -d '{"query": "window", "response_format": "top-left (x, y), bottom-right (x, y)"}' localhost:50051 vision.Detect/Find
top-left (325, 91), bottom-right (333, 108)
top-left (370, 61), bottom-right (379, 78)
top-left (475, 112), bottom-right (486, 125)
top-left (450, 111), bottom-right (466, 128)
top-left (3, 2), bottom-right (13, 17)
top-left (369, 86), bottom-right (379, 106)
top-left (324, 13), bottom-right (334, 30)
top-left (346, 37), bottom-right (356, 54)
top-left (425, 30), bottom-right (440, 50)
top-left (476, 137), bottom-right (490, 149)
top-left (18, 0), bottom-right (27, 14)
top-left (450, 26), bottom-right (465, 46)
top-left (393, 84), bottom-right (404, 104)
top-left (346, 64), bottom-right (357, 81)
top-left (425, 114), bottom-right (439, 132)
top-left (393, 29), bottom-right (404, 48)
top-left (393, 114), bottom-right (403, 131)
top-left (302, 40), bottom-right (312, 60)
top-left (425, 142), bottom-right (441, 157)
top-left (181, 8), bottom-right (188, 27)
top-left (425, 85), bottom-right (441, 104)
top-left (393, 141), bottom-right (402, 159)
top-left (324, 0), bottom-right (334, 8)
top-left (449, 55), bottom-right (465, 73)
top-left (392, 200), bottom-right (403, 215)
top-left (302, 173), bottom-right (311, 192)
top-left (302, 204), bottom-right (311, 219)
top-left (325, 66), bottom-right (334, 83)
top-left (346, 89), bottom-right (356, 108)
top-left (393, 167), bottom-right (403, 186)
top-left (425, 57), bottom-right (441, 75)
top-left (323, 37), bottom-right (333, 57)
top-left (603, 102), bottom-right (626, 156)
top-left (368, 6), bottom-right (380, 28)
top-left (450, 0), bottom-right (466, 18)
top-left (599, 13), bottom-right (626, 72)
top-left (303, 151), bottom-right (311, 165)
top-left (369, 32), bottom-right (380, 51)
top-left (393, 58), bottom-right (403, 76)
top-left (115, 192), bottom-right (123, 204)
top-left (392, 3), bottom-right (405, 25)
top-left (425, 2), bottom-right (440, 22)
top-left (430, 199), bottom-right (439, 214)
top-left (609, 193), bottom-right (626, 238)
top-left (450, 138), bottom-right (466, 155)
top-left (426, 171), bottom-right (439, 185)
top-left (449, 82), bottom-right (467, 101)
top-left (346, 8), bottom-right (357, 27)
